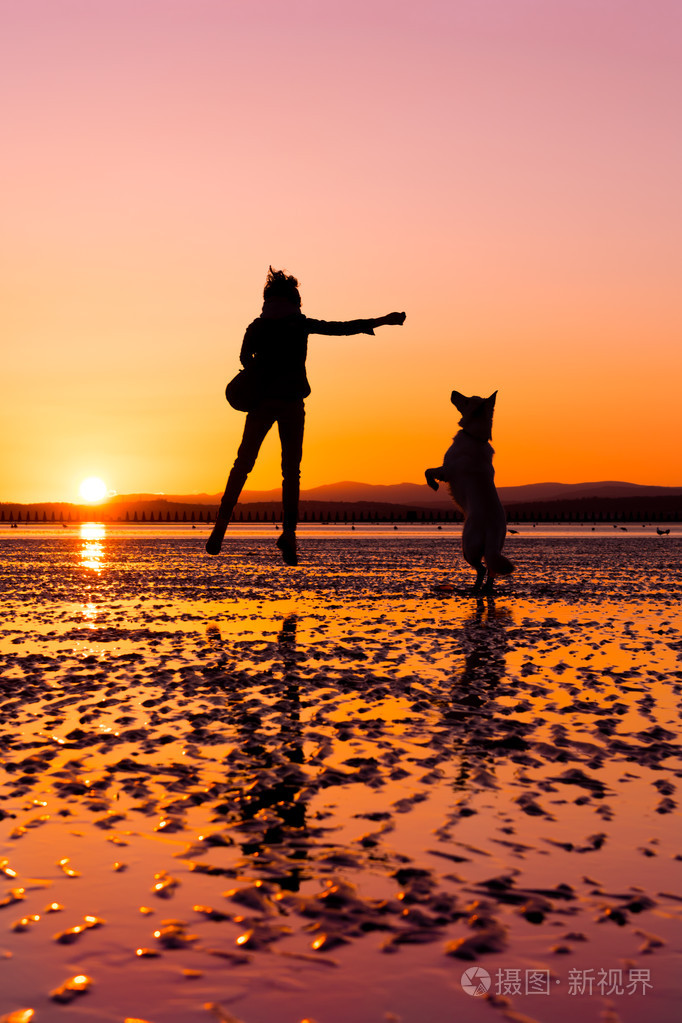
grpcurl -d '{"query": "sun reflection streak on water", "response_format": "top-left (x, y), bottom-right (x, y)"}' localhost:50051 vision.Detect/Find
top-left (80, 522), bottom-right (106, 574)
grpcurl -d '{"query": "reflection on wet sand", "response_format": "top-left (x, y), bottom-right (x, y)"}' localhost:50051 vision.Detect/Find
top-left (0, 535), bottom-right (680, 1022)
top-left (225, 615), bottom-right (309, 894)
top-left (447, 600), bottom-right (514, 786)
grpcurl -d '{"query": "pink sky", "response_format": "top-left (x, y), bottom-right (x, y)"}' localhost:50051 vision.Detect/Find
top-left (2, 0), bottom-right (681, 502)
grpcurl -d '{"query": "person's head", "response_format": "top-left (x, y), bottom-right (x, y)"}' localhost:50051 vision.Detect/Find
top-left (263, 267), bottom-right (301, 309)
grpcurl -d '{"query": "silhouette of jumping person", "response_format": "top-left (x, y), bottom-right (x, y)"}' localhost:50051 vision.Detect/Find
top-left (206, 268), bottom-right (405, 564)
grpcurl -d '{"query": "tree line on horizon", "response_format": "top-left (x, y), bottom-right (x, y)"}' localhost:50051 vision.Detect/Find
top-left (1, 495), bottom-right (680, 524)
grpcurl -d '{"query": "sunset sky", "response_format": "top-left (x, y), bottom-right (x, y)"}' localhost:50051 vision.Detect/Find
top-left (3, 0), bottom-right (681, 503)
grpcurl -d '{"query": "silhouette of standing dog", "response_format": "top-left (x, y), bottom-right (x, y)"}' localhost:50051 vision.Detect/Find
top-left (426, 390), bottom-right (515, 593)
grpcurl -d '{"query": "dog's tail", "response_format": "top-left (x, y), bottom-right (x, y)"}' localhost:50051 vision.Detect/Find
top-left (490, 553), bottom-right (515, 576)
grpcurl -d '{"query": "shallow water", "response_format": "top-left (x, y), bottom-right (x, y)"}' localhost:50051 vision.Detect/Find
top-left (0, 533), bottom-right (680, 1022)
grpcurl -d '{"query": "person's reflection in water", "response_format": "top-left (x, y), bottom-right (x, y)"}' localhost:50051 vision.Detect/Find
top-left (277, 614), bottom-right (304, 765)
top-left (233, 614), bottom-right (309, 891)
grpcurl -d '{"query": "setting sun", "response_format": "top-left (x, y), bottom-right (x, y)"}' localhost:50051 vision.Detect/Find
top-left (79, 476), bottom-right (108, 503)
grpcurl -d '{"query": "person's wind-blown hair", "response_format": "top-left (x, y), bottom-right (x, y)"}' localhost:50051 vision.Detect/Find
top-left (263, 267), bottom-right (301, 306)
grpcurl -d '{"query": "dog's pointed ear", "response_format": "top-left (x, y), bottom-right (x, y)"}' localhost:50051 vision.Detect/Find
top-left (451, 390), bottom-right (467, 411)
top-left (486, 390), bottom-right (498, 405)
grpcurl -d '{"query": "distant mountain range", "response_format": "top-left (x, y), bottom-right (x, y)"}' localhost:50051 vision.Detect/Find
top-left (110, 480), bottom-right (682, 507)
top-left (4, 480), bottom-right (680, 524)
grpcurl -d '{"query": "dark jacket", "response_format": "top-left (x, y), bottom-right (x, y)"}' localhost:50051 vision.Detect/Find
top-left (240, 312), bottom-right (376, 401)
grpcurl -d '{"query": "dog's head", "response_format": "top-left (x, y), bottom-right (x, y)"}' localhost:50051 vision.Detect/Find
top-left (451, 390), bottom-right (497, 441)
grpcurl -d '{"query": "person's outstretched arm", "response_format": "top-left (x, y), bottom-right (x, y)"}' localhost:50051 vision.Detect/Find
top-left (306, 312), bottom-right (406, 336)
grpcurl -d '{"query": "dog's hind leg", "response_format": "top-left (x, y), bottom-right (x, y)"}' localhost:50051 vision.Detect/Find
top-left (473, 562), bottom-right (486, 592)
top-left (462, 520), bottom-right (486, 593)
top-left (481, 572), bottom-right (495, 595)
top-left (481, 549), bottom-right (515, 594)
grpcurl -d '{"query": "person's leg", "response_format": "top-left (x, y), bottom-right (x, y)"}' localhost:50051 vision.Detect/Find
top-left (275, 401), bottom-right (305, 565)
top-left (206, 406), bottom-right (275, 555)
top-left (279, 402), bottom-right (305, 532)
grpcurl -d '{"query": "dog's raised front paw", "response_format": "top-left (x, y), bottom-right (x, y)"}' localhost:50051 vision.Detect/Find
top-left (425, 469), bottom-right (440, 492)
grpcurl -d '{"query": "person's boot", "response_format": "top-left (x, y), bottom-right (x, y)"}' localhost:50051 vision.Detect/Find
top-left (206, 513), bottom-right (229, 555)
top-left (276, 530), bottom-right (298, 566)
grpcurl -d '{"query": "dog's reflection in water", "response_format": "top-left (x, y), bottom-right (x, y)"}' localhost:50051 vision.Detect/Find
top-left (445, 600), bottom-right (521, 784)
top-left (459, 600), bottom-right (510, 692)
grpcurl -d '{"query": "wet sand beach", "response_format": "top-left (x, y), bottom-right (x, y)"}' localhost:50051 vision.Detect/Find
top-left (0, 528), bottom-right (680, 1023)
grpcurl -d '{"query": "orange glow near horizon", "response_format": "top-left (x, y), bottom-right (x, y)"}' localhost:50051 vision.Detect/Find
top-left (2, 1), bottom-right (681, 503)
